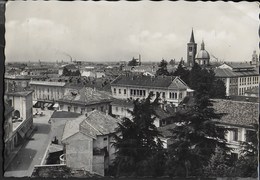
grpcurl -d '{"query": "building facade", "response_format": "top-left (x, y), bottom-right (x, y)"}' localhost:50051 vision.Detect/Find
top-left (215, 63), bottom-right (259, 96)
top-left (111, 75), bottom-right (192, 107)
top-left (29, 81), bottom-right (66, 102)
top-left (4, 90), bottom-right (34, 169)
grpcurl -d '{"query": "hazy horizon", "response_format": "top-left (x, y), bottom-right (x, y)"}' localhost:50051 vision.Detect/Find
top-left (5, 1), bottom-right (259, 63)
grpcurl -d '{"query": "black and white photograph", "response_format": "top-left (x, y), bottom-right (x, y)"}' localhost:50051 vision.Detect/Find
top-left (3, 1), bottom-right (259, 179)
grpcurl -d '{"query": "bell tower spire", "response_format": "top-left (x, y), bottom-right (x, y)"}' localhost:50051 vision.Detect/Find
top-left (190, 28), bottom-right (195, 43)
top-left (187, 28), bottom-right (197, 67)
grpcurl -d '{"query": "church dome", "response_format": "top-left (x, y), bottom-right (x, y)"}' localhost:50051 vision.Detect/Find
top-left (196, 41), bottom-right (210, 60)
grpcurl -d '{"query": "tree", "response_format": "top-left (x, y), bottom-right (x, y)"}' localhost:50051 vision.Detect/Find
top-left (112, 93), bottom-right (165, 177)
top-left (189, 63), bottom-right (226, 98)
top-left (166, 94), bottom-right (229, 177)
top-left (169, 59), bottom-right (175, 66)
top-left (203, 146), bottom-right (236, 177)
top-left (172, 61), bottom-right (190, 85)
top-left (128, 57), bottom-right (139, 66)
top-left (62, 67), bottom-right (70, 76)
top-left (156, 59), bottom-right (169, 76)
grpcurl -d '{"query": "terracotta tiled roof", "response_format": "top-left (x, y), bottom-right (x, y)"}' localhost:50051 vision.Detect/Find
top-left (58, 87), bottom-right (113, 105)
top-left (212, 99), bottom-right (258, 127)
top-left (62, 110), bottom-right (120, 141)
top-left (111, 75), bottom-right (187, 89)
top-left (81, 110), bottom-right (120, 136)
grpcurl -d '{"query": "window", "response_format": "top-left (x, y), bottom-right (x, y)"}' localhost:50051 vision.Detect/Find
top-left (231, 128), bottom-right (238, 141)
top-left (143, 90), bottom-right (146, 97)
top-left (124, 89), bottom-right (126, 95)
top-left (121, 107), bottom-right (124, 112)
top-left (100, 106), bottom-right (104, 112)
top-left (68, 106), bottom-right (71, 112)
top-left (174, 93), bottom-right (177, 99)
top-left (137, 90), bottom-right (139, 96)
top-left (74, 106), bottom-right (77, 112)
top-left (130, 89), bottom-right (133, 96)
top-left (119, 89), bottom-right (121, 94)
top-left (162, 92), bottom-right (165, 98)
top-left (189, 47), bottom-right (193, 51)
top-left (134, 90), bottom-right (136, 96)
top-left (103, 137), bottom-right (107, 141)
top-left (116, 107), bottom-right (118, 112)
top-left (179, 92), bottom-right (182, 99)
top-left (114, 88), bottom-right (116, 94)
top-left (92, 108), bottom-right (95, 111)
top-left (140, 90), bottom-right (142, 96)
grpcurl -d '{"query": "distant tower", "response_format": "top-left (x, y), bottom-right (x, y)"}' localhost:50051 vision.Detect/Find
top-left (251, 50), bottom-right (258, 66)
top-left (187, 29), bottom-right (197, 67)
top-left (138, 54), bottom-right (141, 65)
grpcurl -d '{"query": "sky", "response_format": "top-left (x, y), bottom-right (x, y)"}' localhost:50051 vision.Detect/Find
top-left (5, 1), bottom-right (259, 63)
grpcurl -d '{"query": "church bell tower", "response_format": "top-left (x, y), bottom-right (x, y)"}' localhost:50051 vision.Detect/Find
top-left (187, 29), bottom-right (197, 67)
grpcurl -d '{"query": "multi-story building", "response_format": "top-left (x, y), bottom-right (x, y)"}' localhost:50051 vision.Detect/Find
top-left (61, 110), bottom-right (120, 176)
top-left (110, 74), bottom-right (192, 106)
top-left (29, 81), bottom-right (67, 107)
top-left (215, 62), bottom-right (259, 96)
top-left (4, 90), bottom-right (34, 169)
top-left (57, 87), bottom-right (113, 114)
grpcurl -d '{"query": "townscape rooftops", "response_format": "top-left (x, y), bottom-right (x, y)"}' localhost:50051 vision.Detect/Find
top-left (58, 87), bottom-right (113, 105)
top-left (212, 99), bottom-right (258, 127)
top-left (50, 111), bottom-right (81, 119)
top-left (111, 74), bottom-right (187, 89)
top-left (214, 68), bottom-right (258, 78)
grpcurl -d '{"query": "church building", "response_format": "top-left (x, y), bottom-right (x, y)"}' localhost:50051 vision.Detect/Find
top-left (187, 29), bottom-right (210, 67)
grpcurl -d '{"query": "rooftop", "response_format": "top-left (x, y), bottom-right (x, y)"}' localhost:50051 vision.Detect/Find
top-left (111, 74), bottom-right (188, 90)
top-left (81, 110), bottom-right (121, 136)
top-left (58, 87), bottom-right (113, 105)
top-left (225, 62), bottom-right (255, 69)
top-left (62, 110), bottom-right (120, 141)
top-left (212, 99), bottom-right (258, 127)
top-left (50, 111), bottom-right (81, 119)
top-left (214, 68), bottom-right (258, 78)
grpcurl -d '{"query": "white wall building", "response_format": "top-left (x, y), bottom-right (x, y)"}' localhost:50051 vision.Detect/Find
top-left (215, 63), bottom-right (259, 96)
top-left (110, 75), bottom-right (192, 107)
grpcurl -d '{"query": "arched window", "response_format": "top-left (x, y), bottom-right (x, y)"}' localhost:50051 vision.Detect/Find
top-left (14, 110), bottom-right (20, 118)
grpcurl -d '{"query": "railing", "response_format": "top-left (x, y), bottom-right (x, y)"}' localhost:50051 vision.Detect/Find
top-left (59, 154), bottom-right (66, 165)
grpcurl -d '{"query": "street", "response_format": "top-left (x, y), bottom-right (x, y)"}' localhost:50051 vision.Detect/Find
top-left (4, 109), bottom-right (54, 177)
